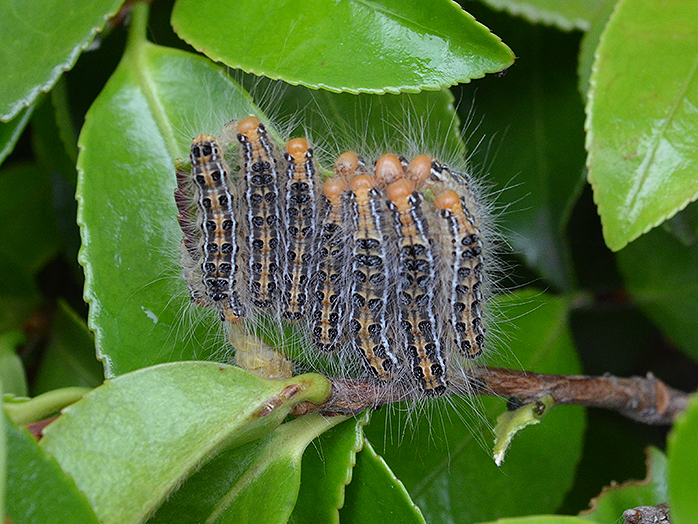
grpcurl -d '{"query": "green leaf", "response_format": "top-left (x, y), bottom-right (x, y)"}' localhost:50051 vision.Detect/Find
top-left (171, 0), bottom-right (514, 94)
top-left (364, 290), bottom-right (585, 523)
top-left (0, 331), bottom-right (28, 397)
top-left (4, 413), bottom-right (99, 524)
top-left (32, 300), bottom-right (103, 395)
top-left (0, 162), bottom-right (62, 276)
top-left (667, 393), bottom-right (698, 524)
top-left (0, 0), bottom-right (125, 121)
top-left (586, 0), bottom-right (698, 251)
top-left (40, 362), bottom-right (330, 524)
top-left (290, 412), bottom-right (369, 524)
top-left (579, 447), bottom-right (668, 524)
top-left (617, 224), bottom-right (698, 362)
top-left (150, 413), bottom-right (345, 524)
top-left (340, 438), bottom-right (427, 524)
top-left (77, 7), bottom-right (262, 376)
top-left (474, 0), bottom-right (608, 31)
top-left (0, 105), bottom-right (35, 166)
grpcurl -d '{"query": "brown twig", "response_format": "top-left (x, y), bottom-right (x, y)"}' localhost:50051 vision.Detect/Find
top-left (293, 367), bottom-right (690, 425)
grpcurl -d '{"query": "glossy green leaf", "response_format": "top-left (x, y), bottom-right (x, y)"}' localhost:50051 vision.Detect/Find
top-left (617, 224), bottom-right (698, 362)
top-left (458, 6), bottom-right (587, 291)
top-left (151, 413), bottom-right (344, 524)
top-left (290, 412), bottom-right (369, 524)
top-left (171, 0), bottom-right (514, 95)
top-left (32, 300), bottom-right (103, 395)
top-left (40, 362), bottom-right (330, 524)
top-left (340, 438), bottom-right (426, 524)
top-left (474, 0), bottom-right (607, 31)
top-left (586, 0), bottom-right (698, 251)
top-left (364, 290), bottom-right (585, 523)
top-left (0, 331), bottom-right (28, 397)
top-left (667, 393), bottom-right (698, 524)
top-left (0, 162), bottom-right (62, 276)
top-left (0, 105), bottom-right (34, 166)
top-left (4, 413), bottom-right (99, 524)
top-left (77, 5), bottom-right (261, 377)
top-left (0, 0), bottom-right (124, 121)
top-left (579, 447), bottom-right (667, 524)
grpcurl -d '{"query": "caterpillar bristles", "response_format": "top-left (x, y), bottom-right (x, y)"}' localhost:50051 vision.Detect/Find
top-left (175, 112), bottom-right (501, 415)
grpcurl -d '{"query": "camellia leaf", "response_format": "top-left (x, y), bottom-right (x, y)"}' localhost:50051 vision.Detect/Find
top-left (171, 0), bottom-right (514, 95)
top-left (586, 0), bottom-right (698, 251)
top-left (77, 4), bottom-right (262, 377)
top-left (474, 0), bottom-right (608, 31)
top-left (4, 413), bottom-right (99, 524)
top-left (289, 412), bottom-right (370, 524)
top-left (150, 413), bottom-right (346, 524)
top-left (667, 393), bottom-right (698, 524)
top-left (340, 438), bottom-right (427, 524)
top-left (0, 0), bottom-right (125, 121)
top-left (579, 447), bottom-right (668, 524)
top-left (364, 290), bottom-right (585, 523)
top-left (40, 361), bottom-right (330, 524)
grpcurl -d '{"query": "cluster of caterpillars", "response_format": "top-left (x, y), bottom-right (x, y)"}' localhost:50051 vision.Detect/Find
top-left (175, 116), bottom-right (487, 396)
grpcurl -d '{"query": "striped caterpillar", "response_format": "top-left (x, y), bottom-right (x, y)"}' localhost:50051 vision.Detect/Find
top-left (176, 116), bottom-right (490, 397)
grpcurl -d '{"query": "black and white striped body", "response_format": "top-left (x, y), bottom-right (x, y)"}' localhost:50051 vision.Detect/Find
top-left (188, 134), bottom-right (244, 324)
top-left (282, 138), bottom-right (317, 322)
top-left (235, 117), bottom-right (282, 311)
top-left (348, 175), bottom-right (399, 379)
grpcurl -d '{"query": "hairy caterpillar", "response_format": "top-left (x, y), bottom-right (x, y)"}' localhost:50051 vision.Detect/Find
top-left (176, 115), bottom-right (493, 399)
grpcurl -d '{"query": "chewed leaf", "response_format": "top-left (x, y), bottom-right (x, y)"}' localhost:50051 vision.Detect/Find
top-left (493, 394), bottom-right (555, 466)
top-left (171, 0), bottom-right (514, 94)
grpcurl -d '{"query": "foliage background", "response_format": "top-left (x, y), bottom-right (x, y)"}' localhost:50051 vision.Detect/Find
top-left (0, 0), bottom-right (697, 523)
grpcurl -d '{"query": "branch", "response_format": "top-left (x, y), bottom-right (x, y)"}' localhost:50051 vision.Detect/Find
top-left (293, 367), bottom-right (690, 425)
